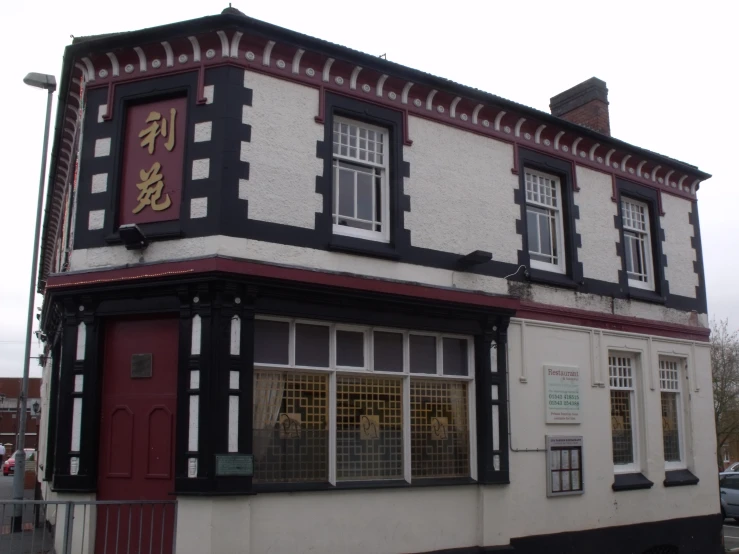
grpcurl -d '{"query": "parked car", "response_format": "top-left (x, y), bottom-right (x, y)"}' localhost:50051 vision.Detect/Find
top-left (2, 449), bottom-right (36, 476)
top-left (726, 462), bottom-right (739, 473)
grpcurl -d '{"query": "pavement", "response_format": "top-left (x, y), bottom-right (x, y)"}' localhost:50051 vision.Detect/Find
top-left (726, 519), bottom-right (739, 551)
top-left (0, 473), bottom-right (54, 553)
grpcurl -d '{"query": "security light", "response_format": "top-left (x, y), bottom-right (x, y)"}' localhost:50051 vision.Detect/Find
top-left (119, 224), bottom-right (149, 250)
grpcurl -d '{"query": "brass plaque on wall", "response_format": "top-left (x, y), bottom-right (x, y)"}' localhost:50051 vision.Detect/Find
top-left (131, 353), bottom-right (153, 378)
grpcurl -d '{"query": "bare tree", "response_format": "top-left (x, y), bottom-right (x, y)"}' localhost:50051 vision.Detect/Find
top-left (712, 319), bottom-right (739, 467)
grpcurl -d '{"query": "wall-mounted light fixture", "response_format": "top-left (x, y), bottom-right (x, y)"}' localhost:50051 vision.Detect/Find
top-left (458, 250), bottom-right (493, 267)
top-left (119, 224), bottom-right (149, 250)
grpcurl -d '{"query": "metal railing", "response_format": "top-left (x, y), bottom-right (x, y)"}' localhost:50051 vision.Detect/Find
top-left (0, 500), bottom-right (177, 554)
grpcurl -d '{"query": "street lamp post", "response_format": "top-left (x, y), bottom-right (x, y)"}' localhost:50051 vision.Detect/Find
top-left (13, 72), bottom-right (57, 532)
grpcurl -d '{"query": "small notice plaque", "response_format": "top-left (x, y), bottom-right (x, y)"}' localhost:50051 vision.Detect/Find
top-left (131, 353), bottom-right (153, 379)
top-left (215, 454), bottom-right (253, 477)
top-left (546, 435), bottom-right (584, 497)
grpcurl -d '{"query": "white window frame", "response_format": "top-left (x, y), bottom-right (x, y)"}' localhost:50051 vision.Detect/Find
top-left (725, 449), bottom-right (731, 464)
top-left (253, 316), bottom-right (477, 485)
top-left (524, 168), bottom-right (566, 274)
top-left (659, 357), bottom-right (686, 470)
top-left (332, 116), bottom-right (390, 243)
top-left (608, 352), bottom-right (640, 474)
top-left (621, 197), bottom-right (655, 291)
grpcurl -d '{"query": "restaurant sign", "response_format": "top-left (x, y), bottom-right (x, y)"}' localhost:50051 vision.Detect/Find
top-left (544, 365), bottom-right (581, 424)
top-left (119, 97), bottom-right (187, 225)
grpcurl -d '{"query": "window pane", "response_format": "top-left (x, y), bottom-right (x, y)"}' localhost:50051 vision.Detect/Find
top-left (336, 375), bottom-right (403, 481)
top-left (336, 330), bottom-right (365, 367)
top-left (253, 371), bottom-right (328, 483)
top-left (410, 379), bottom-right (470, 478)
top-left (295, 323), bottom-right (329, 367)
top-left (539, 212), bottom-right (552, 256)
top-left (661, 392), bottom-right (680, 462)
top-left (624, 233), bottom-right (636, 274)
top-left (337, 165), bottom-right (354, 217)
top-left (442, 338), bottom-right (468, 376)
top-left (526, 208), bottom-right (540, 253)
top-left (410, 335), bottom-right (437, 374)
top-left (356, 170), bottom-right (374, 221)
top-left (610, 390), bottom-right (634, 465)
top-left (254, 319), bottom-right (289, 365)
top-left (373, 331), bottom-right (403, 372)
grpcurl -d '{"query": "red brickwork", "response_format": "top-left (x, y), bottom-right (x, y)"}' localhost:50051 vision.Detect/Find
top-left (558, 100), bottom-right (611, 136)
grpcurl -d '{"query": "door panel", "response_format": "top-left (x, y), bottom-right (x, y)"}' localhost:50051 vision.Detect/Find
top-left (97, 317), bottom-right (179, 554)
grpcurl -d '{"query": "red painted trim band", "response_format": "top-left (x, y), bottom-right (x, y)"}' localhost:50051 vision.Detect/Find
top-left (46, 257), bottom-right (709, 342)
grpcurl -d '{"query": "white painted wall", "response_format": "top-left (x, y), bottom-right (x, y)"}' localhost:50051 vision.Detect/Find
top-left (404, 115), bottom-right (521, 263)
top-left (239, 70), bottom-right (324, 228)
top-left (63, 69), bottom-right (705, 323)
top-left (68, 234), bottom-right (704, 326)
top-left (171, 320), bottom-right (716, 554)
top-left (661, 193), bottom-right (699, 298)
top-left (574, 166), bottom-right (621, 283)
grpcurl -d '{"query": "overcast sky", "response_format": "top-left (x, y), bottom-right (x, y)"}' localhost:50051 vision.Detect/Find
top-left (0, 1), bottom-right (733, 376)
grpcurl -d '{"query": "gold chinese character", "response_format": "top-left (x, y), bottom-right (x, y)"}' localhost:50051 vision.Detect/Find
top-left (133, 162), bottom-right (172, 214)
top-left (138, 108), bottom-right (177, 154)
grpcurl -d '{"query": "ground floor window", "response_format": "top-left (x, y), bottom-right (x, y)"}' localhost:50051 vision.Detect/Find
top-left (252, 317), bottom-right (474, 485)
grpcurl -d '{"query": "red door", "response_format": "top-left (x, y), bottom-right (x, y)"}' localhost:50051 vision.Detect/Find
top-left (97, 318), bottom-right (178, 554)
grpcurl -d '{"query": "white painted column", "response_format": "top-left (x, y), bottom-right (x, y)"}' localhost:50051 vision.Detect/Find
top-left (188, 314), bottom-right (202, 478)
top-left (70, 322), bottom-right (86, 475)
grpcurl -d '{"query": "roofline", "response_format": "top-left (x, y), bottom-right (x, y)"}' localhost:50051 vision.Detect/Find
top-left (64, 11), bottom-right (711, 179)
top-left (40, 11), bottom-right (711, 291)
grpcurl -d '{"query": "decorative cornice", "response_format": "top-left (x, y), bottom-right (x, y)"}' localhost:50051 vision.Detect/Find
top-left (42, 21), bottom-right (710, 289)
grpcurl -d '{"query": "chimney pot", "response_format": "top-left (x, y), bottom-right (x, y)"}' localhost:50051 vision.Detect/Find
top-left (550, 77), bottom-right (610, 136)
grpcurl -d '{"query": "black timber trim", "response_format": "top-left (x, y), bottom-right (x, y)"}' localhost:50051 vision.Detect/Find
top-left (43, 340), bottom-right (61, 481)
top-left (612, 471), bottom-right (654, 491)
top-left (52, 298), bottom-right (98, 492)
top-left (45, 271), bottom-right (514, 495)
top-left (688, 200), bottom-right (708, 313)
top-left (74, 69), bottom-right (247, 251)
top-left (317, 92), bottom-right (412, 258)
top-left (514, 148), bottom-right (583, 288)
top-left (208, 66), bottom-right (252, 240)
top-left (476, 320), bottom-right (509, 484)
top-left (71, 83), bottom-right (705, 313)
top-left (664, 468), bottom-right (699, 487)
top-left (41, 11), bottom-right (710, 292)
top-left (614, 178), bottom-right (670, 302)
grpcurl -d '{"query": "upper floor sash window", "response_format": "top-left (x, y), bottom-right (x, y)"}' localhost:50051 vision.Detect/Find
top-left (525, 169), bottom-right (565, 273)
top-left (621, 198), bottom-right (654, 291)
top-left (332, 117), bottom-right (390, 243)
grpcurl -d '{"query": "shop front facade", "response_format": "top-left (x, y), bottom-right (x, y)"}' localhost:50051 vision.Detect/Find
top-left (36, 9), bottom-right (719, 554)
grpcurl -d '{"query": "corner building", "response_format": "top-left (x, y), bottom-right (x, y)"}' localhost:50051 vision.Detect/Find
top-left (36, 8), bottom-right (721, 554)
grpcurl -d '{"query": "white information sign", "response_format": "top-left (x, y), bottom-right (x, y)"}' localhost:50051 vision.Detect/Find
top-left (545, 365), bottom-right (581, 424)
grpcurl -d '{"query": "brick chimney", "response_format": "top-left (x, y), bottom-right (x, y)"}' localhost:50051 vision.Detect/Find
top-left (550, 77), bottom-right (610, 136)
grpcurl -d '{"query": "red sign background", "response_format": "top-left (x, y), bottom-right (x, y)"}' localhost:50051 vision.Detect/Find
top-left (119, 97), bottom-right (186, 225)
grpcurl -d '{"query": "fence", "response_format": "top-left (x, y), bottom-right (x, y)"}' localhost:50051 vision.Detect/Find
top-left (0, 500), bottom-right (177, 554)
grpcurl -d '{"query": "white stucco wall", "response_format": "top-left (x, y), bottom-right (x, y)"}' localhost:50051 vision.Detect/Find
top-left (661, 193), bottom-right (699, 298)
top-left (239, 70), bottom-right (323, 228)
top-left (68, 235), bottom-right (704, 326)
top-left (172, 321), bottom-right (716, 554)
top-left (403, 116), bottom-right (521, 263)
top-left (575, 166), bottom-right (621, 283)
